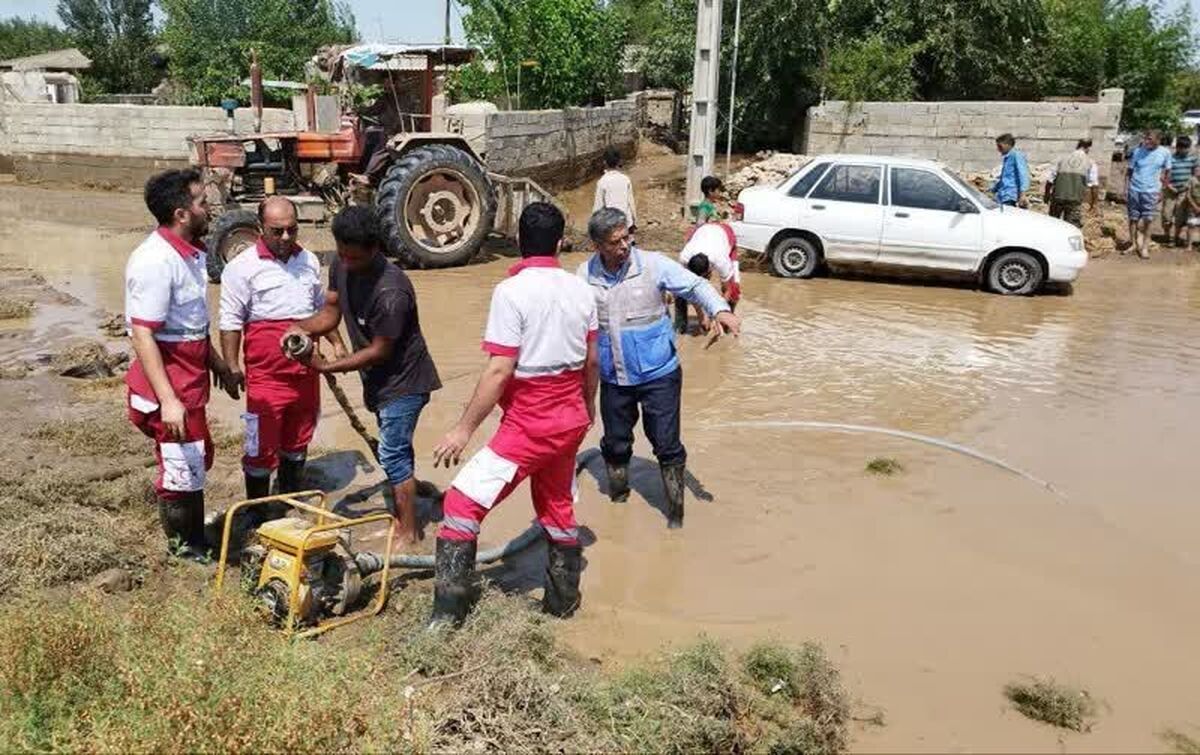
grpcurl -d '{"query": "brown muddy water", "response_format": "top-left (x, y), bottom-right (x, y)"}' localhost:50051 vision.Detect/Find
top-left (2, 184), bottom-right (1199, 752)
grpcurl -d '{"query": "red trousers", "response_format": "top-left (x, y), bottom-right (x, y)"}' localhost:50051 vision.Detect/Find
top-left (440, 423), bottom-right (587, 546)
top-left (241, 375), bottom-right (320, 476)
top-left (129, 398), bottom-right (213, 501)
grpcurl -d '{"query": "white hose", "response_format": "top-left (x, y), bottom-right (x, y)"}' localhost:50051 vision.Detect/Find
top-left (705, 420), bottom-right (1066, 499)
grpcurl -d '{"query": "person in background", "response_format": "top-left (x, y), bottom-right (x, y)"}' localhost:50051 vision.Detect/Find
top-left (1185, 162), bottom-right (1200, 249)
top-left (593, 147), bottom-right (637, 235)
top-left (1125, 129), bottom-right (1173, 259)
top-left (992, 133), bottom-right (1030, 208)
top-left (284, 206), bottom-right (441, 546)
top-left (219, 196), bottom-right (345, 507)
top-left (1044, 138), bottom-right (1100, 228)
top-left (695, 175), bottom-right (726, 223)
top-left (1161, 135), bottom-right (1197, 247)
top-left (125, 168), bottom-right (236, 560)
top-left (578, 208), bottom-right (740, 530)
top-left (429, 203), bottom-right (599, 627)
top-left (675, 221), bottom-right (741, 334)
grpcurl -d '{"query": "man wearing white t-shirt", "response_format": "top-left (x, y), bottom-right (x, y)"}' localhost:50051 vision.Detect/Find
top-left (219, 196), bottom-right (345, 505)
top-left (125, 169), bottom-right (236, 559)
top-left (675, 221), bottom-right (742, 333)
top-left (430, 202), bottom-right (600, 627)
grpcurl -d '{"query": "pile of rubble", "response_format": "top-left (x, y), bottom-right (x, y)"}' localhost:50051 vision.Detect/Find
top-left (725, 152), bottom-right (810, 196)
top-left (964, 163), bottom-right (1055, 205)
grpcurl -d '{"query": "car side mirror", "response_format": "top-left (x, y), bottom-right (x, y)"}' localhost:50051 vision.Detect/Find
top-left (957, 199), bottom-right (978, 214)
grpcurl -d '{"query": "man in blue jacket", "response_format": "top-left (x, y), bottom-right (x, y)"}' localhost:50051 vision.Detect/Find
top-left (577, 207), bottom-right (740, 529)
top-left (992, 133), bottom-right (1030, 207)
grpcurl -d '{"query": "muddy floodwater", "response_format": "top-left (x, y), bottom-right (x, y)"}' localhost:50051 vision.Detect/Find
top-left (2, 184), bottom-right (1199, 752)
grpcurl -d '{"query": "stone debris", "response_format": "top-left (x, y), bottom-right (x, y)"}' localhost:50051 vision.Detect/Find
top-left (725, 152), bottom-right (810, 197)
top-left (90, 567), bottom-right (134, 593)
top-left (98, 312), bottom-right (126, 338)
top-left (48, 342), bottom-right (130, 379)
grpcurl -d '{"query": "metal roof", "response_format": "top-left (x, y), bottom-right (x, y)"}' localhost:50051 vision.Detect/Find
top-left (0, 48), bottom-right (91, 71)
top-left (337, 43), bottom-right (476, 71)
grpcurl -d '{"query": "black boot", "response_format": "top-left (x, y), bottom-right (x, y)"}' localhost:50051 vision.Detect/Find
top-left (244, 473), bottom-right (271, 500)
top-left (543, 541), bottom-right (583, 618)
top-left (673, 296), bottom-right (689, 334)
top-left (277, 456), bottom-right (306, 493)
top-left (660, 463), bottom-right (685, 529)
top-left (606, 461), bottom-right (630, 503)
top-left (428, 537), bottom-right (477, 629)
top-left (159, 492), bottom-right (208, 561)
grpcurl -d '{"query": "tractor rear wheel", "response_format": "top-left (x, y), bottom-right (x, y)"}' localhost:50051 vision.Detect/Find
top-left (375, 144), bottom-right (496, 269)
top-left (204, 209), bottom-right (260, 283)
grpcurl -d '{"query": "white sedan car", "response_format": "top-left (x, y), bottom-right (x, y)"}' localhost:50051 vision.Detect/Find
top-left (730, 154), bottom-right (1087, 295)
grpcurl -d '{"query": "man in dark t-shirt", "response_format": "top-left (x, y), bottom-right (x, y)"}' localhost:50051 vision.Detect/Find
top-left (285, 206), bottom-right (441, 544)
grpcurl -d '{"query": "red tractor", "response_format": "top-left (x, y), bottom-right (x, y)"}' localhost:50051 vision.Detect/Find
top-left (190, 45), bottom-right (551, 282)
top-left (192, 119), bottom-right (497, 281)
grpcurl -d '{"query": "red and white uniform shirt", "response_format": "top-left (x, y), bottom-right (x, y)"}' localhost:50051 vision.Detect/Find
top-left (218, 239), bottom-right (324, 386)
top-left (482, 257), bottom-right (598, 437)
top-left (680, 222), bottom-right (741, 302)
top-left (125, 227), bottom-right (211, 412)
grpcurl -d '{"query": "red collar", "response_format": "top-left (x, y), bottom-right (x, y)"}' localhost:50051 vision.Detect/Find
top-left (507, 256), bottom-right (561, 277)
top-left (256, 238), bottom-right (302, 261)
top-left (157, 227), bottom-right (204, 259)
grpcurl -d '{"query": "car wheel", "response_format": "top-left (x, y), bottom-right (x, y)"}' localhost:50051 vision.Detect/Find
top-left (986, 250), bottom-right (1045, 295)
top-left (770, 236), bottom-right (821, 278)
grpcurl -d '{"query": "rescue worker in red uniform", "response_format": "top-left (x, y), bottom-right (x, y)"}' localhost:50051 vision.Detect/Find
top-left (125, 168), bottom-right (236, 559)
top-left (429, 202), bottom-right (600, 626)
top-left (219, 196), bottom-right (345, 502)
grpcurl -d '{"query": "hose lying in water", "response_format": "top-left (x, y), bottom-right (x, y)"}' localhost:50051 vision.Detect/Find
top-left (354, 450), bottom-right (605, 573)
top-left (705, 420), bottom-right (1066, 499)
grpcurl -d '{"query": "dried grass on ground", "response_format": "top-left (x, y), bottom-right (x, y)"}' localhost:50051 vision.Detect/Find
top-left (0, 584), bottom-right (852, 754)
top-left (1003, 676), bottom-right (1097, 732)
top-left (0, 297), bottom-right (32, 319)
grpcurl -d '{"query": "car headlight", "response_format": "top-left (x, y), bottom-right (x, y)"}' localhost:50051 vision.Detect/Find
top-left (1068, 235), bottom-right (1083, 252)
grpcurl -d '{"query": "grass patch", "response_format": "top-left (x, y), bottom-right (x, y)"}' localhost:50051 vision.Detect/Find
top-left (1003, 676), bottom-right (1097, 732)
top-left (0, 584), bottom-right (852, 753)
top-left (1162, 727), bottom-right (1200, 754)
top-left (865, 457), bottom-right (903, 476)
top-left (0, 297), bottom-right (33, 320)
top-left (30, 414), bottom-right (147, 457)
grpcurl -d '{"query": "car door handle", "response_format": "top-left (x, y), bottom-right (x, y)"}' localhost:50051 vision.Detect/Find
top-left (811, 204), bottom-right (826, 210)
top-left (894, 211), bottom-right (910, 218)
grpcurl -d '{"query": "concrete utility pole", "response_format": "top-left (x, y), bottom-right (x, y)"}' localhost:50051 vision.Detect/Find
top-left (685, 0), bottom-right (722, 211)
top-left (445, 0), bottom-right (452, 45)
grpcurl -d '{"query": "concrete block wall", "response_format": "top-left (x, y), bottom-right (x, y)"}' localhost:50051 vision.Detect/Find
top-left (803, 89), bottom-right (1124, 183)
top-left (482, 96), bottom-right (639, 189)
top-left (0, 101), bottom-right (294, 186)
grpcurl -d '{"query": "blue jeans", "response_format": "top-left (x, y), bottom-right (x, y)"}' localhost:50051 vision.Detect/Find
top-left (1127, 190), bottom-right (1160, 221)
top-left (376, 393), bottom-right (429, 485)
top-left (600, 368), bottom-right (685, 467)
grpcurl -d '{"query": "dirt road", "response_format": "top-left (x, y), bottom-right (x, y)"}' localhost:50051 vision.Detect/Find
top-left (2, 183), bottom-right (1199, 752)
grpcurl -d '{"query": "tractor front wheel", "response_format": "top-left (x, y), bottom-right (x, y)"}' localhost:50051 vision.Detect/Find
top-left (204, 209), bottom-right (260, 283)
top-left (375, 145), bottom-right (496, 269)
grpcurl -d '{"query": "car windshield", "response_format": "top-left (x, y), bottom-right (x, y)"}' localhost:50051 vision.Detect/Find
top-left (943, 168), bottom-right (998, 210)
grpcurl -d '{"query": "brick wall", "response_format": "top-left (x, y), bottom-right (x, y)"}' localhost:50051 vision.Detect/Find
top-left (0, 101), bottom-right (295, 187)
top-left (803, 89), bottom-right (1124, 183)
top-left (481, 96), bottom-right (639, 189)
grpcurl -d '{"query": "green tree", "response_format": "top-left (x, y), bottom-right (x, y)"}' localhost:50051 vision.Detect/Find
top-left (159, 0), bottom-right (355, 106)
top-left (825, 36), bottom-right (919, 103)
top-left (454, 0), bottom-right (625, 109)
top-left (0, 17), bottom-right (75, 61)
top-left (57, 0), bottom-right (159, 94)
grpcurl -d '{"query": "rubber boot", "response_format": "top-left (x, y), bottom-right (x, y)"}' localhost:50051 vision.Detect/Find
top-left (606, 461), bottom-right (630, 503)
top-left (159, 492), bottom-right (207, 561)
top-left (660, 463), bottom-right (685, 529)
top-left (428, 537), bottom-right (477, 629)
top-left (673, 296), bottom-right (689, 334)
top-left (542, 541), bottom-right (583, 618)
top-left (244, 473), bottom-right (271, 500)
top-left (277, 456), bottom-right (306, 494)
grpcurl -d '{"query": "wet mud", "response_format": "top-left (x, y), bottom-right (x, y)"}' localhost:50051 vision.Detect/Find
top-left (2, 182), bottom-right (1199, 752)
